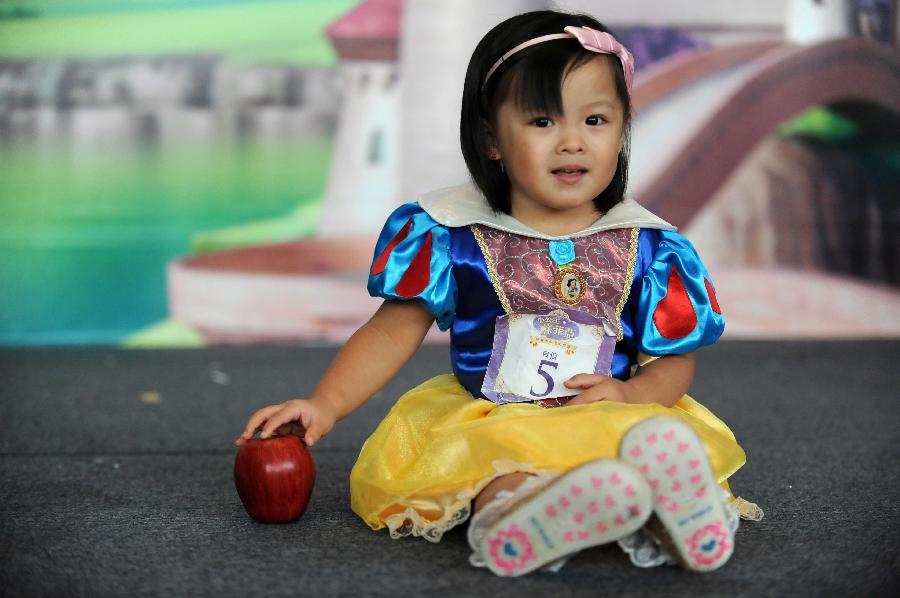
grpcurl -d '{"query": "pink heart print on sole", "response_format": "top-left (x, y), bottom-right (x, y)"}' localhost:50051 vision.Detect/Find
top-left (619, 416), bottom-right (734, 572)
top-left (479, 459), bottom-right (652, 577)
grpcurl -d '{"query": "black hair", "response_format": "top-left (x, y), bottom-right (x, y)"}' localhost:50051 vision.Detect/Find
top-left (460, 10), bottom-right (632, 215)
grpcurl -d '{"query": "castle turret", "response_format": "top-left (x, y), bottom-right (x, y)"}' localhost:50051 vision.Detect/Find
top-left (785, 0), bottom-right (853, 44)
top-left (318, 0), bottom-right (403, 236)
top-left (397, 0), bottom-right (547, 200)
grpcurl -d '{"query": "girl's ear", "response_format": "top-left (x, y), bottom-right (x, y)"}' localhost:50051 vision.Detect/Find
top-left (482, 119), bottom-right (501, 160)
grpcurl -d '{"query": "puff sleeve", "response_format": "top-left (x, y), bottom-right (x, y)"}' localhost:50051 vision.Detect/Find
top-left (634, 230), bottom-right (724, 355)
top-left (368, 202), bottom-right (456, 330)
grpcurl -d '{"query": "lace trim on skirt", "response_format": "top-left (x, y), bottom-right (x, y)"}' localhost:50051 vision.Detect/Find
top-left (382, 459), bottom-right (559, 543)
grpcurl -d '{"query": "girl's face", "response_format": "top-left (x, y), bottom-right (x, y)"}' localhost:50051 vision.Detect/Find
top-left (490, 56), bottom-right (625, 235)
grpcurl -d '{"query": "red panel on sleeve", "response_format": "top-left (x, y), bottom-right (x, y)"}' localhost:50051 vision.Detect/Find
top-left (704, 278), bottom-right (721, 314)
top-left (396, 231), bottom-right (432, 297)
top-left (653, 266), bottom-right (698, 339)
top-left (371, 218), bottom-right (412, 275)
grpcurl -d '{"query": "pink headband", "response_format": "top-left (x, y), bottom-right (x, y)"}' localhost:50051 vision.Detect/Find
top-left (483, 25), bottom-right (634, 91)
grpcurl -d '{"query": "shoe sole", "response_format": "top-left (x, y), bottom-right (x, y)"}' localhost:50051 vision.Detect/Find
top-left (479, 459), bottom-right (652, 577)
top-left (619, 416), bottom-right (734, 572)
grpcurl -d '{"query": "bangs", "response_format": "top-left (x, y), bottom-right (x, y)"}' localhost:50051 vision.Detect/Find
top-left (488, 43), bottom-right (598, 118)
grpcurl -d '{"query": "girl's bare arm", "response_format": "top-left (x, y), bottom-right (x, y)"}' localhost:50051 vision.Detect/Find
top-left (236, 300), bottom-right (434, 446)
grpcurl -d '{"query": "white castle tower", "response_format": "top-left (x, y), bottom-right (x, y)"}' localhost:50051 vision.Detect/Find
top-left (317, 0), bottom-right (548, 233)
top-left (317, 0), bottom-right (404, 236)
top-left (397, 0), bottom-right (547, 200)
top-left (785, 0), bottom-right (853, 43)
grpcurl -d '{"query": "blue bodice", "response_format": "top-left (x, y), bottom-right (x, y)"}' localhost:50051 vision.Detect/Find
top-left (367, 202), bottom-right (724, 399)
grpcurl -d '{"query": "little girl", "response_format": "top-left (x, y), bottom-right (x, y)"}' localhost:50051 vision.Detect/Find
top-left (237, 9), bottom-right (762, 576)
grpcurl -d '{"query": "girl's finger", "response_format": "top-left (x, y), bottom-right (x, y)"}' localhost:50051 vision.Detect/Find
top-left (567, 387), bottom-right (605, 405)
top-left (306, 427), bottom-right (329, 448)
top-left (564, 373), bottom-right (608, 389)
top-left (304, 413), bottom-right (335, 448)
top-left (568, 394), bottom-right (600, 406)
top-left (302, 416), bottom-right (320, 447)
top-left (561, 375), bottom-right (613, 406)
top-left (239, 404), bottom-right (282, 440)
top-left (259, 409), bottom-right (294, 439)
top-left (259, 421), bottom-right (283, 439)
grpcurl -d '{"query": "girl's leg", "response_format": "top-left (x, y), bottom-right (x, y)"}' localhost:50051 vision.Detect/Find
top-left (473, 473), bottom-right (535, 512)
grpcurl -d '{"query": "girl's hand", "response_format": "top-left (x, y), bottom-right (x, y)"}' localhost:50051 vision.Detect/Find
top-left (563, 374), bottom-right (636, 406)
top-left (234, 398), bottom-right (337, 448)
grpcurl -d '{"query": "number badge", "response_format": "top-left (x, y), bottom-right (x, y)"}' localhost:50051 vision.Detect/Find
top-left (481, 309), bottom-right (616, 404)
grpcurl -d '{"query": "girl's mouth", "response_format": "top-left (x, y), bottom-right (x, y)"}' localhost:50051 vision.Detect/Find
top-left (552, 167), bottom-right (588, 184)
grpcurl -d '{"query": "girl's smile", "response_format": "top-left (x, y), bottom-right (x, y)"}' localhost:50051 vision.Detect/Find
top-left (491, 56), bottom-right (625, 236)
top-left (552, 164), bottom-right (590, 185)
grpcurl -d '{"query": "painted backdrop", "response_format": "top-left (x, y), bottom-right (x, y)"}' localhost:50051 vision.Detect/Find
top-left (1, 0), bottom-right (898, 346)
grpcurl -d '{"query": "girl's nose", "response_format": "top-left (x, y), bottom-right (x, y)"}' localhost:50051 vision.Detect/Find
top-left (556, 128), bottom-right (585, 154)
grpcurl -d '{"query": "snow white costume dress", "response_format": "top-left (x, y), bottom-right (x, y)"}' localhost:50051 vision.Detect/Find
top-left (350, 184), bottom-right (760, 545)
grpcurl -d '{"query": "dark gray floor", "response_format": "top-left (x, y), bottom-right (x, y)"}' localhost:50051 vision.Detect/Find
top-left (2, 340), bottom-right (899, 597)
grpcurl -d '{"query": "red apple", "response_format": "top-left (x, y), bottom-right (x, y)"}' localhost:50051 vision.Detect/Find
top-left (234, 435), bottom-right (316, 523)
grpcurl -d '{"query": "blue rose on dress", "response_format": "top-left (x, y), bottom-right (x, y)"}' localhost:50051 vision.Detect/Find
top-left (548, 239), bottom-right (576, 265)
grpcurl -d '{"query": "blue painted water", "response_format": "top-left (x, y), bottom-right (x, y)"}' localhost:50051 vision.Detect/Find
top-left (0, 138), bottom-right (330, 345)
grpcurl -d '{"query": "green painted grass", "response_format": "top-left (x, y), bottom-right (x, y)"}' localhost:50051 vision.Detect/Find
top-left (779, 106), bottom-right (900, 171)
top-left (122, 318), bottom-right (206, 348)
top-left (778, 106), bottom-right (860, 141)
top-left (0, 0), bottom-right (355, 64)
top-left (190, 200), bottom-right (322, 254)
top-left (4, 0), bottom-right (319, 18)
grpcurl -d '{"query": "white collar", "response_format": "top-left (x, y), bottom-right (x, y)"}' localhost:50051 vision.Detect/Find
top-left (417, 183), bottom-right (676, 240)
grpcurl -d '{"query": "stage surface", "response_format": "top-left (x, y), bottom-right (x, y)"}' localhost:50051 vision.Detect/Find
top-left (2, 341), bottom-right (897, 596)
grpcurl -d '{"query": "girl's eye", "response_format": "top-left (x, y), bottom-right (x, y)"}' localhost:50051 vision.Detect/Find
top-left (531, 117), bottom-right (554, 128)
top-left (586, 115), bottom-right (606, 126)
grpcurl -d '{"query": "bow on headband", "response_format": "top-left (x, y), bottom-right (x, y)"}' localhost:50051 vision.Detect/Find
top-left (483, 25), bottom-right (634, 92)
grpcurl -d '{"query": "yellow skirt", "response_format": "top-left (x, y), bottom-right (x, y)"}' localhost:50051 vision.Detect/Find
top-left (350, 374), bottom-right (756, 541)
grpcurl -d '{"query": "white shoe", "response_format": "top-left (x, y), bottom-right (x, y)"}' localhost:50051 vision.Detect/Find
top-left (478, 459), bottom-right (652, 577)
top-left (619, 416), bottom-right (735, 572)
